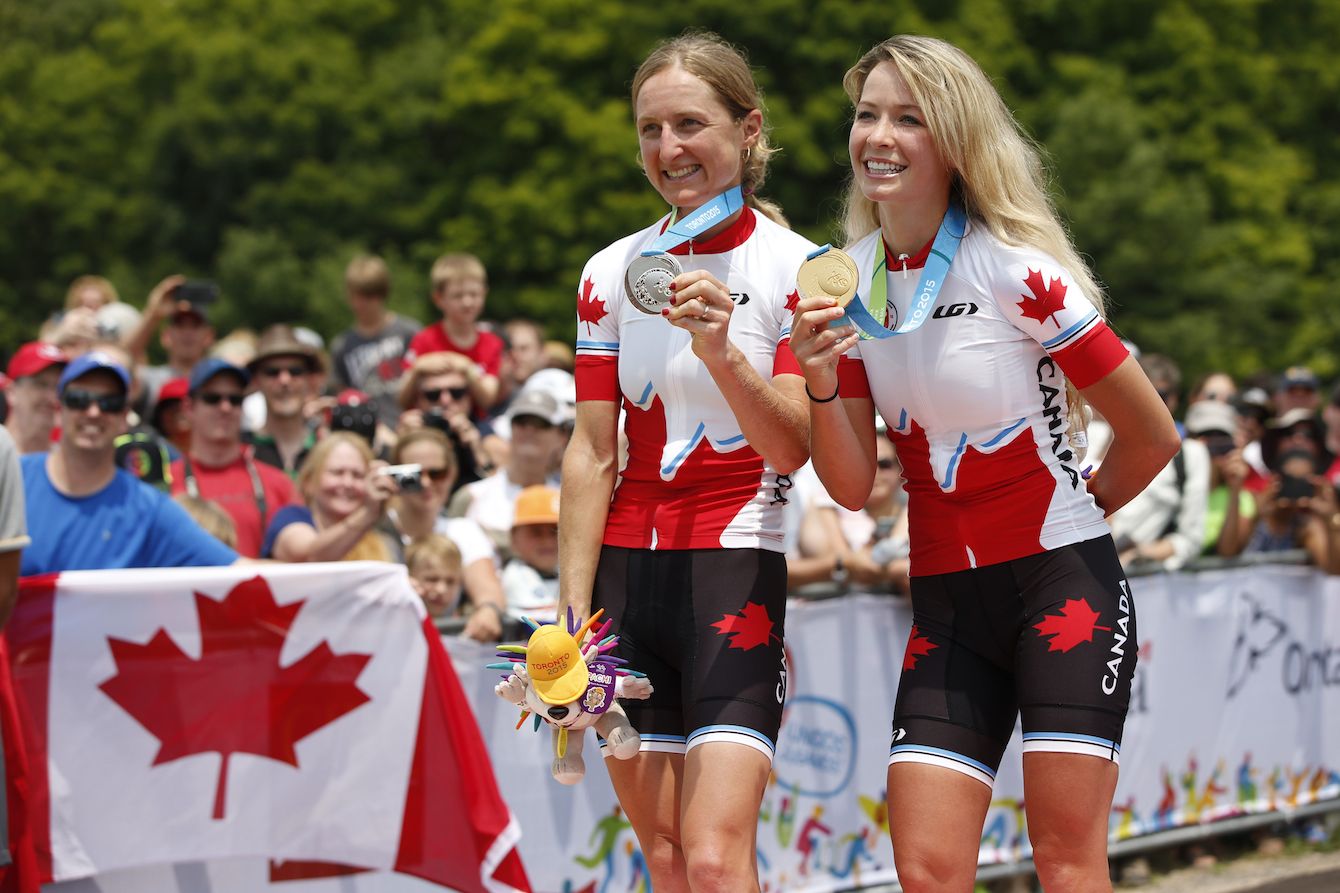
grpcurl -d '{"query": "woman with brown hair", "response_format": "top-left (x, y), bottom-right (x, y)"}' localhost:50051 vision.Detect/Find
top-left (559, 31), bottom-right (813, 893)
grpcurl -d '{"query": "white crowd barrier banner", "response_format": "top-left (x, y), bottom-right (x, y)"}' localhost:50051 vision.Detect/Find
top-left (454, 564), bottom-right (1340, 893)
top-left (38, 565), bottom-right (1340, 892)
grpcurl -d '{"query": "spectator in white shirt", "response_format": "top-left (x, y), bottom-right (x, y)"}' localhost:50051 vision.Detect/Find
top-left (449, 388), bottom-right (565, 554)
top-left (500, 485), bottom-right (560, 619)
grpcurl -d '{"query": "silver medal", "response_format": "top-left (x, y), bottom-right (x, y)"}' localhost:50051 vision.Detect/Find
top-left (624, 253), bottom-right (681, 315)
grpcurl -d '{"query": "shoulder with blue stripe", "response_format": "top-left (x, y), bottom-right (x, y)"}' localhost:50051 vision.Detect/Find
top-left (989, 241), bottom-right (1102, 348)
top-left (574, 221), bottom-right (668, 355)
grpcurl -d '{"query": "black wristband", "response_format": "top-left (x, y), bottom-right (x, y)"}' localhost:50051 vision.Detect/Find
top-left (805, 382), bottom-right (839, 403)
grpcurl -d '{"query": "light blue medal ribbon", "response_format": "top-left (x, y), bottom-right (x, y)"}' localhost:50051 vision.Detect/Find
top-left (641, 185), bottom-right (745, 256)
top-left (816, 202), bottom-right (968, 340)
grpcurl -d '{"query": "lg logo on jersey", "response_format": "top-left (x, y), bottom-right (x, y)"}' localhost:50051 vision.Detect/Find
top-left (931, 302), bottom-right (978, 319)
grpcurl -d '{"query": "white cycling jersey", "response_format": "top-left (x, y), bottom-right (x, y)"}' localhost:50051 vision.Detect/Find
top-left (574, 208), bottom-right (815, 552)
top-left (841, 222), bottom-right (1128, 575)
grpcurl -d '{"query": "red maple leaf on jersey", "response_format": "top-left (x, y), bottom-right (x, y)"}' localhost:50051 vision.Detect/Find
top-left (1017, 268), bottom-right (1067, 328)
top-left (98, 576), bottom-right (372, 820)
top-left (784, 289), bottom-right (800, 313)
top-left (1033, 597), bottom-right (1112, 653)
top-left (711, 601), bottom-right (776, 651)
top-left (577, 277), bottom-right (608, 334)
top-left (902, 625), bottom-right (939, 671)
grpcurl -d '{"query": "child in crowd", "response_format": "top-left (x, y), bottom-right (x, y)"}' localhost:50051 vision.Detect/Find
top-left (329, 254), bottom-right (421, 429)
top-left (500, 485), bottom-right (559, 618)
top-left (405, 534), bottom-right (464, 619)
top-left (173, 494), bottom-right (238, 549)
top-left (404, 253), bottom-right (502, 412)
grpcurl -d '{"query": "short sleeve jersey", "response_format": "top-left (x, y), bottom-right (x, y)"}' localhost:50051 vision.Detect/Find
top-left (841, 224), bottom-right (1128, 576)
top-left (574, 208), bottom-right (815, 552)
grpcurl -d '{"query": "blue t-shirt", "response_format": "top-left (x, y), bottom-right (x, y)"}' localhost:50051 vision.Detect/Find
top-left (261, 504), bottom-right (314, 559)
top-left (20, 453), bottom-right (239, 576)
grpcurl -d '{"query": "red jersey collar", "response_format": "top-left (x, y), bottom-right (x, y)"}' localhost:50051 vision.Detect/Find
top-left (663, 206), bottom-right (757, 255)
top-left (882, 233), bottom-right (934, 272)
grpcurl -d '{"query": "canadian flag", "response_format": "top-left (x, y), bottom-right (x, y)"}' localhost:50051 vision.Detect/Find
top-left (1, 563), bottom-right (530, 893)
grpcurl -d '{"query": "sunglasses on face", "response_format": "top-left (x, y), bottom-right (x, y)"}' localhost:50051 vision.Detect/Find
top-left (422, 386), bottom-right (468, 403)
top-left (876, 458), bottom-right (899, 470)
top-left (62, 389), bottom-right (127, 413)
top-left (421, 467), bottom-right (452, 482)
top-left (260, 364), bottom-right (308, 379)
top-left (198, 392), bottom-right (245, 407)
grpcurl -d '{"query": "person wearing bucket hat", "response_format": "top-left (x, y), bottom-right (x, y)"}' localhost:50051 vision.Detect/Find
top-left (245, 325), bottom-right (324, 477)
top-left (790, 36), bottom-right (1181, 891)
top-left (558, 33), bottom-right (815, 893)
top-left (18, 351), bottom-right (240, 575)
top-left (4, 342), bottom-right (68, 454)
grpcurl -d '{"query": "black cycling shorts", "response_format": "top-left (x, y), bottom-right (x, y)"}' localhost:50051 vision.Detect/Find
top-left (890, 535), bottom-right (1137, 785)
top-left (592, 546), bottom-right (788, 760)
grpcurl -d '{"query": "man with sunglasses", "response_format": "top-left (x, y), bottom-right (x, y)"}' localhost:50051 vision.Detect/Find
top-left (19, 353), bottom-right (239, 575)
top-left (245, 325), bottom-right (324, 477)
top-left (169, 359), bottom-right (299, 558)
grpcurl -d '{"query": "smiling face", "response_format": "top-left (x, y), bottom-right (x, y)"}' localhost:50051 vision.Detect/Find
top-left (849, 61), bottom-right (953, 216)
top-left (254, 354), bottom-right (311, 420)
top-left (635, 64), bottom-right (760, 217)
top-left (59, 371), bottom-right (129, 453)
top-left (311, 440), bottom-right (369, 522)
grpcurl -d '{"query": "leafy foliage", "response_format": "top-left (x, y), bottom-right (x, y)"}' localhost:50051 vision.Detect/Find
top-left (2, 0), bottom-right (1336, 382)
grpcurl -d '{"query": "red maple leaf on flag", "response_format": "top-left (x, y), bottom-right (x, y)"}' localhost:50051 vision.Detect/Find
top-left (98, 576), bottom-right (372, 820)
top-left (711, 601), bottom-right (776, 651)
top-left (1017, 268), bottom-right (1068, 327)
top-left (1033, 597), bottom-right (1112, 653)
top-left (784, 289), bottom-right (800, 313)
top-left (577, 277), bottom-right (608, 334)
top-left (902, 625), bottom-right (938, 671)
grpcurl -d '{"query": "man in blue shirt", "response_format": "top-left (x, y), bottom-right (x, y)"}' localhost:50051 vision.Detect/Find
top-left (20, 352), bottom-right (240, 575)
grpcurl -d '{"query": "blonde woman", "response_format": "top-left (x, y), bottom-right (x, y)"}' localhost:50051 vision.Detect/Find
top-left (790, 36), bottom-right (1178, 893)
top-left (262, 431), bottom-right (398, 562)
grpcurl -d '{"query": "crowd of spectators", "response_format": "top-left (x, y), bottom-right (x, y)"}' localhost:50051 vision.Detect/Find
top-left (3, 256), bottom-right (1338, 640)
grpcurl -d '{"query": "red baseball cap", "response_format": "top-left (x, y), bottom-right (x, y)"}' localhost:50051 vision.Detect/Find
top-left (6, 342), bottom-right (68, 381)
top-left (158, 377), bottom-right (190, 404)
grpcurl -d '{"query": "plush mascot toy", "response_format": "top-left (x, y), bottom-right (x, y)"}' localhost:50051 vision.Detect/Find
top-left (489, 608), bottom-right (652, 785)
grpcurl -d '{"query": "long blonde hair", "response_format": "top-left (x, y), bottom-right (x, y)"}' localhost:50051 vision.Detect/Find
top-left (631, 32), bottom-right (788, 228)
top-left (295, 431), bottom-right (393, 562)
top-left (841, 35), bottom-right (1105, 425)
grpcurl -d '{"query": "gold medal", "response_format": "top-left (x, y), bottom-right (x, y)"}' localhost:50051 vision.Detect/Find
top-left (796, 248), bottom-right (860, 308)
